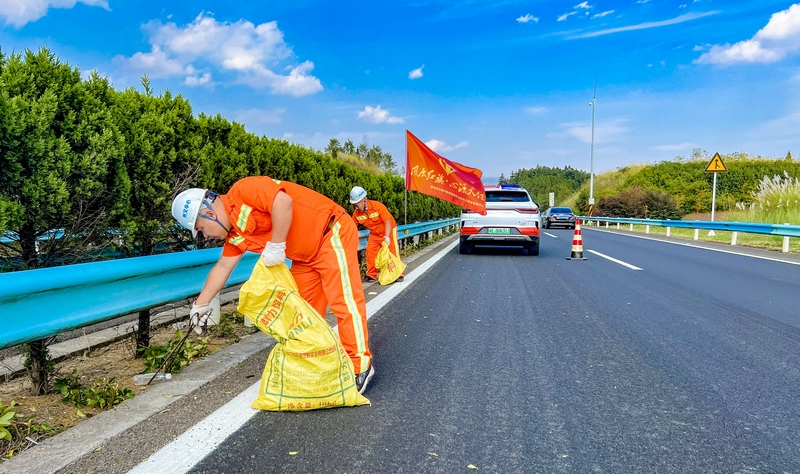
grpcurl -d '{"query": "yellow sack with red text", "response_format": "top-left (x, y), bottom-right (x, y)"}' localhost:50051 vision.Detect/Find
top-left (375, 242), bottom-right (406, 285)
top-left (237, 260), bottom-right (370, 411)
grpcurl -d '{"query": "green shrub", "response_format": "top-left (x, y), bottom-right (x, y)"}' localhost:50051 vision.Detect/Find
top-left (142, 330), bottom-right (210, 374)
top-left (0, 400), bottom-right (53, 459)
top-left (53, 370), bottom-right (134, 410)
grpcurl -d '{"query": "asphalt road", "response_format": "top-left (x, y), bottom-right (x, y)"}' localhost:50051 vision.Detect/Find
top-left (186, 229), bottom-right (800, 473)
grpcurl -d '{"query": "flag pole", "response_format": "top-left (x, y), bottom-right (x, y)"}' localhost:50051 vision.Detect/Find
top-left (404, 130), bottom-right (408, 224)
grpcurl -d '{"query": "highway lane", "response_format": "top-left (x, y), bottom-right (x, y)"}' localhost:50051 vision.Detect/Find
top-left (184, 231), bottom-right (800, 473)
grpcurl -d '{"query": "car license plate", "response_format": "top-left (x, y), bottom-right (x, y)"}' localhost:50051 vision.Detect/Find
top-left (487, 228), bottom-right (510, 234)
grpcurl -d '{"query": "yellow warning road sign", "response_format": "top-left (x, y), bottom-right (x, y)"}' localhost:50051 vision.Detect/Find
top-left (704, 152), bottom-right (728, 173)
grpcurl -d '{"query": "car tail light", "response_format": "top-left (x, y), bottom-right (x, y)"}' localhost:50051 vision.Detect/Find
top-left (515, 208), bottom-right (539, 214)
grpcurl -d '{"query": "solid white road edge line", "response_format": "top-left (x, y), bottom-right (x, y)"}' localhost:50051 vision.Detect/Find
top-left (544, 232), bottom-right (558, 238)
top-left (584, 227), bottom-right (800, 267)
top-left (128, 239), bottom-right (460, 474)
top-left (586, 249), bottom-right (643, 270)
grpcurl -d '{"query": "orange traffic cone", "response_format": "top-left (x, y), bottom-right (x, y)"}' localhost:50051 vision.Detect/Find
top-left (566, 219), bottom-right (588, 261)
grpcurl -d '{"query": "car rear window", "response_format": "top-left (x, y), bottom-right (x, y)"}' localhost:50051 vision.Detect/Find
top-left (551, 207), bottom-right (573, 213)
top-left (486, 191), bottom-right (530, 202)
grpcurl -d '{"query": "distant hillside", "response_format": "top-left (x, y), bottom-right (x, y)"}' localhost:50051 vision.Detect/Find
top-left (560, 152), bottom-right (799, 218)
top-left (500, 165), bottom-right (590, 208)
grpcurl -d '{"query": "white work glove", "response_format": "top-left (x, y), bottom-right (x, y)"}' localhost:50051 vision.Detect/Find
top-left (261, 241), bottom-right (286, 267)
top-left (383, 236), bottom-right (391, 245)
top-left (190, 302), bottom-right (213, 335)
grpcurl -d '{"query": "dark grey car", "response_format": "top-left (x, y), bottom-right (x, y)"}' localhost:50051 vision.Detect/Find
top-left (543, 207), bottom-right (576, 229)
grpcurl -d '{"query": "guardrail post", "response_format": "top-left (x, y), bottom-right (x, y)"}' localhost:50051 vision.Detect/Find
top-left (783, 223), bottom-right (791, 252)
top-left (26, 338), bottom-right (53, 395)
top-left (666, 227), bottom-right (671, 237)
top-left (136, 309), bottom-right (151, 358)
top-left (629, 223), bottom-right (633, 231)
top-left (731, 232), bottom-right (738, 246)
top-left (694, 228), bottom-right (699, 240)
top-left (605, 222), bottom-right (609, 228)
top-left (616, 223), bottom-right (620, 230)
top-left (646, 225), bottom-right (650, 234)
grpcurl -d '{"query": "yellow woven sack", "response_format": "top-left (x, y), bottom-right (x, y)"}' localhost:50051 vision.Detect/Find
top-left (237, 260), bottom-right (370, 411)
top-left (375, 242), bottom-right (406, 285)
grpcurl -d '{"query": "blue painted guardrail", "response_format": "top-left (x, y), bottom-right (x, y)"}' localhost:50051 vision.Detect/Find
top-left (0, 218), bottom-right (459, 350)
top-left (579, 216), bottom-right (800, 237)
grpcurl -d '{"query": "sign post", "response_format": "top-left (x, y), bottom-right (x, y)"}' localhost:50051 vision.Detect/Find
top-left (704, 152), bottom-right (728, 236)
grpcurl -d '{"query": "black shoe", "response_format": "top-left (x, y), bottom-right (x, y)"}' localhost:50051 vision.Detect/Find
top-left (355, 365), bottom-right (375, 394)
top-left (395, 275), bottom-right (404, 282)
top-left (363, 275), bottom-right (376, 282)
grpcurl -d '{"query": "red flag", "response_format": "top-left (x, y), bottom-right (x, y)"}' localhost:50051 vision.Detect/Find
top-left (405, 130), bottom-right (486, 215)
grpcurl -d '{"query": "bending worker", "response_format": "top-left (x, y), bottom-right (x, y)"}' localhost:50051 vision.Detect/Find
top-left (349, 186), bottom-right (404, 283)
top-left (172, 177), bottom-right (375, 394)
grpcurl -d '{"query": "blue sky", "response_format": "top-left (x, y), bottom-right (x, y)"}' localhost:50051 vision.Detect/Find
top-left (1, 1), bottom-right (799, 180)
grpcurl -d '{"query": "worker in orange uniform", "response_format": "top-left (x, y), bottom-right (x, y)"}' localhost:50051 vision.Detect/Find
top-left (349, 186), bottom-right (404, 283)
top-left (171, 177), bottom-right (375, 393)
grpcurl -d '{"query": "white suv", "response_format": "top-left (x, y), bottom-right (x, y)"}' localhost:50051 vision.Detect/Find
top-left (459, 184), bottom-right (541, 255)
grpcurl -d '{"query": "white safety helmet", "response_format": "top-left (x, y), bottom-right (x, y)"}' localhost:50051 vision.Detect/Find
top-left (349, 186), bottom-right (367, 204)
top-left (171, 188), bottom-right (207, 237)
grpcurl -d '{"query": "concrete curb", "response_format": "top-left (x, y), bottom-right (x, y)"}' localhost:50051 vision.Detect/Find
top-left (0, 330), bottom-right (273, 474)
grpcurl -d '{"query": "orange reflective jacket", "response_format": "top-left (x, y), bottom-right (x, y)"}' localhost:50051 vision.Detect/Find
top-left (221, 177), bottom-right (345, 263)
top-left (352, 200), bottom-right (395, 239)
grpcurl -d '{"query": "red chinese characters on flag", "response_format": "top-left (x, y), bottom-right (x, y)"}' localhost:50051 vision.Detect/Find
top-left (405, 130), bottom-right (486, 215)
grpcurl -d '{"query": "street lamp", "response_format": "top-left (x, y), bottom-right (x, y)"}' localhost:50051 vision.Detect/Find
top-left (588, 79), bottom-right (596, 211)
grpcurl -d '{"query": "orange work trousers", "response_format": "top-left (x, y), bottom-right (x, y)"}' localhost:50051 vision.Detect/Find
top-left (365, 228), bottom-right (403, 279)
top-left (290, 217), bottom-right (372, 374)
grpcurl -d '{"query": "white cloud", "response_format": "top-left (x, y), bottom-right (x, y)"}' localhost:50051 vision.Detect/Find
top-left (114, 13), bottom-right (322, 96)
top-left (409, 65), bottom-right (424, 79)
top-left (559, 2), bottom-right (592, 21)
top-left (593, 10), bottom-right (614, 19)
top-left (651, 142), bottom-right (697, 151)
top-left (571, 11), bottom-right (719, 38)
top-left (425, 139), bottom-right (468, 153)
top-left (234, 108), bottom-right (286, 125)
top-left (185, 72), bottom-right (212, 86)
top-left (516, 14), bottom-right (539, 23)
top-left (524, 106), bottom-right (550, 114)
top-left (357, 105), bottom-right (404, 124)
top-left (563, 118), bottom-right (629, 144)
top-left (695, 4), bottom-right (800, 65)
top-left (558, 11), bottom-right (577, 22)
top-left (0, 0), bottom-right (108, 28)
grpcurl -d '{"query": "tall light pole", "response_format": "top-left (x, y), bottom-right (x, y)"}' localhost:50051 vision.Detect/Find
top-left (588, 78), bottom-right (596, 211)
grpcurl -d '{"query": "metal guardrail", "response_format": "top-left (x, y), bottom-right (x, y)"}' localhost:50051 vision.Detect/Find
top-left (579, 216), bottom-right (799, 251)
top-left (580, 216), bottom-right (800, 237)
top-left (0, 218), bottom-right (459, 350)
top-left (359, 218), bottom-right (460, 251)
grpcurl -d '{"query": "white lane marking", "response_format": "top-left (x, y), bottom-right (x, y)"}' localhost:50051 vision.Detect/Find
top-left (128, 240), bottom-right (459, 474)
top-left (586, 249), bottom-right (643, 270)
top-left (544, 232), bottom-right (558, 238)
top-left (129, 384), bottom-right (261, 474)
top-left (584, 228), bottom-right (800, 267)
